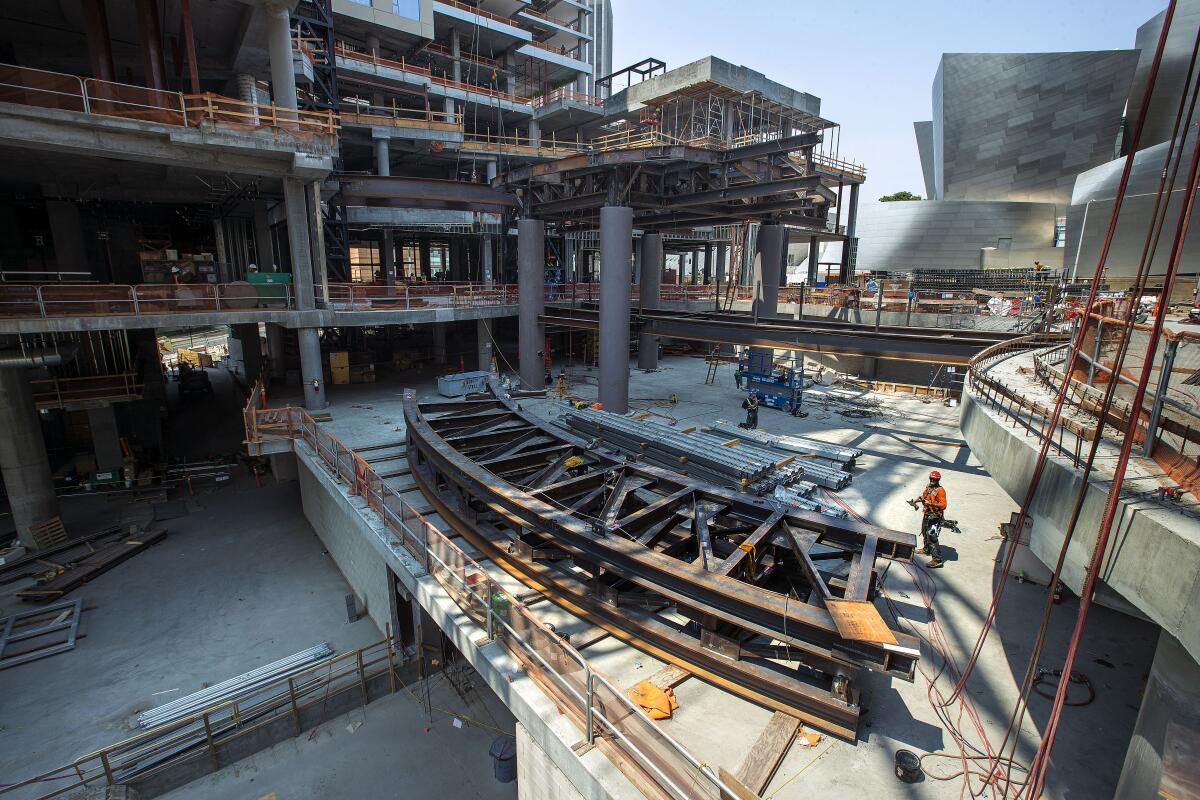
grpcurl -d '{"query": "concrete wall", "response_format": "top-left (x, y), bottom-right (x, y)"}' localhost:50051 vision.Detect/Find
top-left (960, 390), bottom-right (1200, 665)
top-left (1114, 630), bottom-right (1200, 799)
top-left (293, 443), bottom-right (642, 800)
top-left (517, 722), bottom-right (587, 800)
top-left (853, 199), bottom-right (1061, 271)
top-left (932, 51), bottom-right (1138, 205)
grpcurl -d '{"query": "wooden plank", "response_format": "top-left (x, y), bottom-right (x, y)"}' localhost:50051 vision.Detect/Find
top-left (732, 712), bottom-right (803, 796)
top-left (825, 599), bottom-right (897, 645)
top-left (718, 767), bottom-right (763, 800)
top-left (17, 530), bottom-right (167, 602)
top-left (645, 664), bottom-right (690, 691)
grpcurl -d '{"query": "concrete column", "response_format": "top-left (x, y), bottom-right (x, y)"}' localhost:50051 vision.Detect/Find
top-left (373, 136), bottom-right (394, 286)
top-left (46, 201), bottom-right (89, 278)
top-left (235, 323), bottom-right (262, 384)
top-left (1115, 632), bottom-right (1200, 799)
top-left (253, 200), bottom-right (274, 269)
top-left (528, 118), bottom-right (541, 147)
top-left (266, 3), bottom-right (298, 118)
top-left (267, 323), bottom-right (287, 381)
top-left (297, 327), bottom-right (326, 409)
top-left (807, 236), bottom-right (820, 285)
top-left (365, 33), bottom-right (380, 57)
top-left (450, 29), bottom-right (462, 83)
top-left (307, 181), bottom-right (328, 304)
top-left (749, 224), bottom-right (784, 370)
top-left (715, 242), bottom-right (727, 284)
top-left (517, 218), bottom-right (545, 389)
top-left (485, 159), bottom-right (498, 183)
top-left (482, 234), bottom-right (494, 288)
top-left (0, 368), bottom-right (58, 548)
top-left (477, 319), bottom-right (493, 372)
top-left (702, 247), bottom-right (712, 284)
top-left (283, 178), bottom-right (314, 310)
top-left (135, 0), bottom-right (167, 90)
top-left (432, 323), bottom-right (447, 366)
top-left (599, 206), bottom-right (632, 412)
top-left (419, 239), bottom-right (431, 279)
top-left (82, 0), bottom-right (116, 82)
top-left (86, 405), bottom-right (122, 472)
top-left (505, 50), bottom-right (516, 95)
top-left (637, 233), bottom-right (663, 371)
top-left (841, 182), bottom-right (860, 283)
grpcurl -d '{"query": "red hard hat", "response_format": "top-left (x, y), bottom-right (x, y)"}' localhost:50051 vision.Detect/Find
top-left (929, 470), bottom-right (941, 481)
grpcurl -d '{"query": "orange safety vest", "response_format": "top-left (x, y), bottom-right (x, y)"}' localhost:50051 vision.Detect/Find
top-left (921, 484), bottom-right (947, 514)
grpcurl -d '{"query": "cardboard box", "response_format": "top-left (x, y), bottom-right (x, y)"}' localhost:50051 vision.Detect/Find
top-left (328, 351), bottom-right (349, 369)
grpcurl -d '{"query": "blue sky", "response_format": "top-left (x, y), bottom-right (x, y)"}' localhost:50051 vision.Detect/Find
top-left (611, 0), bottom-right (1167, 199)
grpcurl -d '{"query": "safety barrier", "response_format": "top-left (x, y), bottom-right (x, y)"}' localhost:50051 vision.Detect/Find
top-left (243, 404), bottom-right (735, 800)
top-left (0, 283), bottom-right (294, 319)
top-left (0, 638), bottom-right (403, 799)
top-left (0, 63), bottom-right (338, 140)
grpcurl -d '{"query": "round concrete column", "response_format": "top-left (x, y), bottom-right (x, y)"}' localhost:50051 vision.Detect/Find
top-left (265, 3), bottom-right (298, 113)
top-left (637, 233), bottom-right (663, 371)
top-left (477, 319), bottom-right (493, 372)
top-left (749, 224), bottom-right (785, 370)
top-left (0, 368), bottom-right (58, 547)
top-left (517, 218), bottom-right (545, 389)
top-left (599, 206), bottom-right (633, 412)
top-left (297, 327), bottom-right (327, 409)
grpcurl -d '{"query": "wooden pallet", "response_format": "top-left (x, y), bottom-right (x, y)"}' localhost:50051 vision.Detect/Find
top-left (28, 517), bottom-right (67, 550)
top-left (17, 529), bottom-right (167, 603)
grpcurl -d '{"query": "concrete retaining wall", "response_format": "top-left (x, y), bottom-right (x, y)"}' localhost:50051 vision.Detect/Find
top-left (293, 443), bottom-right (640, 800)
top-left (960, 390), bottom-right (1200, 663)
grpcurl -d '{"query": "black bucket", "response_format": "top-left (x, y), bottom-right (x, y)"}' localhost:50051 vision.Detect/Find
top-left (894, 749), bottom-right (922, 783)
top-left (490, 734), bottom-right (517, 783)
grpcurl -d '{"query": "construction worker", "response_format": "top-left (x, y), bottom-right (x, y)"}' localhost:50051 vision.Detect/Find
top-left (909, 470), bottom-right (948, 568)
top-left (740, 391), bottom-right (760, 430)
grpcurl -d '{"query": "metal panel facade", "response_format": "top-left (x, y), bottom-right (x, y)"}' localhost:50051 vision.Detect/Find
top-left (933, 51), bottom-right (1139, 205)
top-left (854, 200), bottom-right (1059, 271)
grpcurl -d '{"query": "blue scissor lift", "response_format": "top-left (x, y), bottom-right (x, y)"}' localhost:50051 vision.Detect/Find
top-left (736, 351), bottom-right (806, 415)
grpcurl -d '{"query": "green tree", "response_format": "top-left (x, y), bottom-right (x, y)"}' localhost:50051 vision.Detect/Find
top-left (879, 190), bottom-right (922, 202)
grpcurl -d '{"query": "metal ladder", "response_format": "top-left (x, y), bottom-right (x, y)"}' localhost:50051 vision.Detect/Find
top-left (704, 347), bottom-right (724, 385)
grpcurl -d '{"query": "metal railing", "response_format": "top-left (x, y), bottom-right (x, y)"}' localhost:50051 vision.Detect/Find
top-left (0, 638), bottom-right (402, 799)
top-left (324, 282), bottom-right (518, 309)
top-left (334, 42), bottom-right (533, 106)
top-left (461, 130), bottom-right (586, 155)
top-left (0, 63), bottom-right (338, 140)
top-left (31, 373), bottom-right (143, 408)
top-left (0, 283), bottom-right (294, 319)
top-left (531, 87), bottom-right (604, 108)
top-left (244, 403), bottom-right (735, 800)
top-left (339, 102), bottom-right (462, 130)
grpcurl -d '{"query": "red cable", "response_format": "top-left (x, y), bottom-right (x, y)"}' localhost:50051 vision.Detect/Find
top-left (1024, 121), bottom-right (1200, 799)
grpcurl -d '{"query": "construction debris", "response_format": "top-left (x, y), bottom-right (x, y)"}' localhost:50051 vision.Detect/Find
top-left (0, 598), bottom-right (83, 670)
top-left (17, 529), bottom-right (168, 603)
top-left (627, 680), bottom-right (680, 720)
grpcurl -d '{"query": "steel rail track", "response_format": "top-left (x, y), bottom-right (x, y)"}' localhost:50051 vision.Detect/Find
top-left (403, 382), bottom-right (920, 738)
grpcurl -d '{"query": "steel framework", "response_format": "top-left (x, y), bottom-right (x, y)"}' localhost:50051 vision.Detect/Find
top-left (404, 381), bottom-right (919, 738)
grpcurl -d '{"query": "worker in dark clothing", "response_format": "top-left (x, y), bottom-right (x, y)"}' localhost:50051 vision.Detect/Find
top-left (740, 392), bottom-right (760, 430)
top-left (909, 470), bottom-right (948, 568)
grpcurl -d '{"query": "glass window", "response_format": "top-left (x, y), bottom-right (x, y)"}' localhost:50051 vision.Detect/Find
top-left (392, 0), bottom-right (420, 18)
top-left (1054, 216), bottom-right (1067, 248)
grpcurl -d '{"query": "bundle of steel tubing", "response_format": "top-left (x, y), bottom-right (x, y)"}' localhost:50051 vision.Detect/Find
top-left (708, 420), bottom-right (862, 469)
top-left (137, 643), bottom-right (335, 729)
top-left (772, 483), bottom-right (849, 518)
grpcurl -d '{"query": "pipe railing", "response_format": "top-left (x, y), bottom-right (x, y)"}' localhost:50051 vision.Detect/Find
top-left (0, 63), bottom-right (338, 140)
top-left (244, 403), bottom-right (734, 800)
top-left (0, 638), bottom-right (402, 799)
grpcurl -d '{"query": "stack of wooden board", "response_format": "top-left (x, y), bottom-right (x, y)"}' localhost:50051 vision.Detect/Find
top-left (17, 529), bottom-right (167, 602)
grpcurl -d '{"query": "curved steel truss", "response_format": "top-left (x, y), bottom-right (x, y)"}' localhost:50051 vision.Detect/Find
top-left (404, 382), bottom-right (919, 738)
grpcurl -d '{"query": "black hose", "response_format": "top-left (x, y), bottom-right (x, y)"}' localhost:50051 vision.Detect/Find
top-left (1032, 669), bottom-right (1095, 706)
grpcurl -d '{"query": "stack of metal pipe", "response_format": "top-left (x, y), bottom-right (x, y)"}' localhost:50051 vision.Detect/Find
top-left (708, 421), bottom-right (861, 469)
top-left (137, 643), bottom-right (335, 729)
top-left (772, 484), bottom-right (849, 519)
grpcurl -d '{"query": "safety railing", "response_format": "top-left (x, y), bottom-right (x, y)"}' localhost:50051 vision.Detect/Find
top-left (462, 131), bottom-right (586, 155)
top-left (420, 41), bottom-right (503, 71)
top-left (0, 63), bottom-right (338, 140)
top-left (812, 152), bottom-right (868, 182)
top-left (184, 93), bottom-right (339, 139)
top-left (30, 373), bottom-right (143, 408)
top-left (245, 405), bottom-right (734, 800)
top-left (435, 0), bottom-right (520, 26)
top-left (334, 42), bottom-right (532, 106)
top-left (531, 87), bottom-right (604, 109)
top-left (0, 638), bottom-right (402, 799)
top-left (516, 4), bottom-right (582, 30)
top-left (339, 101), bottom-right (462, 130)
top-left (0, 283), bottom-right (295, 319)
top-left (324, 282), bottom-right (518, 310)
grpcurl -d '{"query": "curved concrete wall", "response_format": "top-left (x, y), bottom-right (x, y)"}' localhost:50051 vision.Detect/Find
top-left (854, 199), bottom-right (1060, 271)
top-left (960, 389), bottom-right (1200, 665)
